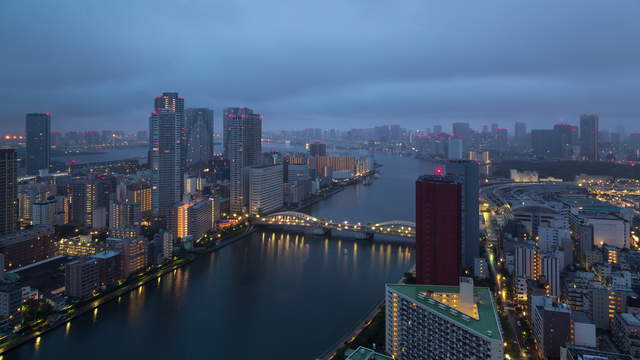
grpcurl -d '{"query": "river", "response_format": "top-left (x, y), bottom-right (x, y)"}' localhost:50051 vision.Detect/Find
top-left (6, 149), bottom-right (430, 360)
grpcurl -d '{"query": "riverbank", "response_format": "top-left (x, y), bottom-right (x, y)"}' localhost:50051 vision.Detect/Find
top-left (0, 254), bottom-right (193, 355)
top-left (318, 269), bottom-right (414, 360)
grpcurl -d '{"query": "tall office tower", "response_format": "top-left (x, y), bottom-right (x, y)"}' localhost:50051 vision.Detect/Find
top-left (514, 121), bottom-right (527, 140)
top-left (580, 114), bottom-right (599, 160)
top-left (433, 125), bottom-right (442, 135)
top-left (446, 160), bottom-right (480, 269)
top-left (386, 280), bottom-right (504, 360)
top-left (246, 164), bottom-right (284, 215)
top-left (68, 178), bottom-right (97, 227)
top-left (415, 175), bottom-right (461, 285)
top-left (0, 149), bottom-right (17, 235)
top-left (109, 201), bottom-right (141, 230)
top-left (25, 113), bottom-right (51, 175)
top-left (185, 108), bottom-right (214, 167)
top-left (154, 92), bottom-right (186, 167)
top-left (490, 123), bottom-right (498, 135)
top-left (150, 109), bottom-right (183, 217)
top-left (223, 107), bottom-right (262, 213)
top-left (308, 142), bottom-right (327, 157)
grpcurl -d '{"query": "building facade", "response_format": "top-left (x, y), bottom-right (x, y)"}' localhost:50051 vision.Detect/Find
top-left (415, 175), bottom-right (461, 285)
top-left (25, 113), bottom-right (51, 175)
top-left (223, 107), bottom-right (262, 213)
top-left (385, 281), bottom-right (503, 360)
top-left (0, 148), bottom-right (17, 235)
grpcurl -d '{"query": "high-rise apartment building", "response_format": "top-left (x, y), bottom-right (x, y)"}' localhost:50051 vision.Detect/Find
top-left (109, 201), bottom-right (141, 230)
top-left (223, 107), bottom-right (262, 213)
top-left (150, 109), bottom-right (183, 217)
top-left (415, 175), bottom-right (461, 285)
top-left (386, 279), bottom-right (503, 360)
top-left (246, 164), bottom-right (284, 215)
top-left (580, 114), bottom-right (599, 160)
top-left (0, 148), bottom-right (17, 235)
top-left (154, 92), bottom-right (186, 167)
top-left (25, 113), bottom-right (51, 175)
top-left (68, 178), bottom-right (97, 227)
top-left (185, 108), bottom-right (214, 166)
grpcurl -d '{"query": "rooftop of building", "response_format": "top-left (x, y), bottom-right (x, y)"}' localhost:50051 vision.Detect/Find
top-left (345, 346), bottom-right (393, 360)
top-left (93, 250), bottom-right (120, 259)
top-left (570, 310), bottom-right (592, 324)
top-left (619, 313), bottom-right (640, 327)
top-left (0, 225), bottom-right (53, 244)
top-left (416, 174), bottom-right (457, 184)
top-left (387, 284), bottom-right (502, 341)
top-left (565, 345), bottom-right (632, 360)
top-left (558, 195), bottom-right (620, 212)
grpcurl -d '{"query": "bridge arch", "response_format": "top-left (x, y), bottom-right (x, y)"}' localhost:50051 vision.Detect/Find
top-left (259, 211), bottom-right (321, 226)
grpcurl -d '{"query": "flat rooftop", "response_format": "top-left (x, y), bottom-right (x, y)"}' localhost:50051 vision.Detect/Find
top-left (345, 346), bottom-right (393, 360)
top-left (387, 284), bottom-right (502, 342)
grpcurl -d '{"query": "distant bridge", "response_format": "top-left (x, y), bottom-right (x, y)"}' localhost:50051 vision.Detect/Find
top-left (254, 211), bottom-right (415, 240)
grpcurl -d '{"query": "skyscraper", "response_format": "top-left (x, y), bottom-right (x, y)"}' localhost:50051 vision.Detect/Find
top-left (580, 114), bottom-right (599, 160)
top-left (553, 123), bottom-right (578, 158)
top-left (0, 148), bottom-right (17, 235)
top-left (154, 92), bottom-right (186, 167)
top-left (446, 160), bottom-right (480, 269)
top-left (25, 113), bottom-right (51, 175)
top-left (185, 108), bottom-right (214, 167)
top-left (415, 175), bottom-right (461, 285)
top-left (223, 107), bottom-right (262, 213)
top-left (150, 109), bottom-right (183, 217)
top-left (452, 122), bottom-right (471, 149)
top-left (531, 129), bottom-right (562, 158)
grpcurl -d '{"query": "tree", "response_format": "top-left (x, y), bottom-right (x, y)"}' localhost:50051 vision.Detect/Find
top-left (21, 298), bottom-right (54, 324)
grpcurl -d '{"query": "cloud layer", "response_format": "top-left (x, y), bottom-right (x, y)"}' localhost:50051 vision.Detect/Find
top-left (1, 0), bottom-right (639, 133)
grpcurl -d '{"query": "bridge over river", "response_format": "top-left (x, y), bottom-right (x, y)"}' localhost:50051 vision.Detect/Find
top-left (254, 211), bottom-right (416, 242)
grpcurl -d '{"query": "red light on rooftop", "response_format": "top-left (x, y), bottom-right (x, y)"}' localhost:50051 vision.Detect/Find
top-left (435, 167), bottom-right (444, 175)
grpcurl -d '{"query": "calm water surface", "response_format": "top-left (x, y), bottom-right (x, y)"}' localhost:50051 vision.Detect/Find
top-left (6, 151), bottom-right (429, 360)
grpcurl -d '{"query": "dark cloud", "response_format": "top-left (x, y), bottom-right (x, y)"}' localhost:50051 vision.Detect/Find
top-left (1, 0), bottom-right (639, 133)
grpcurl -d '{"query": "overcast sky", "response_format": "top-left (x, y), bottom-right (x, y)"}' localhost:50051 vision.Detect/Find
top-left (1, 1), bottom-right (639, 133)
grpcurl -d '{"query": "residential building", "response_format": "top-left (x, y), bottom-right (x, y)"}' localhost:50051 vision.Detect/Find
top-left (107, 237), bottom-right (147, 278)
top-left (25, 113), bottom-right (51, 175)
top-left (246, 164), bottom-right (283, 215)
top-left (532, 296), bottom-right (571, 359)
top-left (0, 225), bottom-right (56, 270)
top-left (0, 148), bottom-right (17, 235)
top-left (223, 107), bottom-right (262, 213)
top-left (150, 109), bottom-right (183, 217)
top-left (580, 114), bottom-right (599, 161)
top-left (185, 108), bottom-right (213, 167)
top-left (385, 279), bottom-right (503, 360)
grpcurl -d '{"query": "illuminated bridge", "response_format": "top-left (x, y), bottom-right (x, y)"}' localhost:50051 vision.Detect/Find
top-left (254, 211), bottom-right (415, 241)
